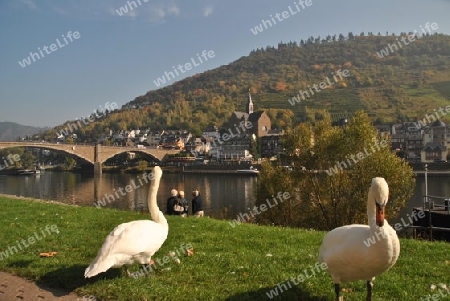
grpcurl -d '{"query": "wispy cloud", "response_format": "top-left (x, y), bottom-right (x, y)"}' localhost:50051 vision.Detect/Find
top-left (167, 4), bottom-right (180, 16)
top-left (203, 6), bottom-right (213, 17)
top-left (127, 9), bottom-right (138, 18)
top-left (12, 1), bottom-right (184, 23)
top-left (52, 6), bottom-right (66, 15)
top-left (145, 4), bottom-right (181, 23)
top-left (150, 6), bottom-right (166, 22)
top-left (16, 0), bottom-right (38, 10)
top-left (13, 1), bottom-right (95, 17)
top-left (108, 2), bottom-right (181, 22)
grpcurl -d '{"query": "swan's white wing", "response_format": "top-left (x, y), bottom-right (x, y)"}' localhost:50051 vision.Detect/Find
top-left (318, 225), bottom-right (371, 283)
top-left (376, 224), bottom-right (400, 270)
top-left (84, 220), bottom-right (168, 278)
top-left (319, 223), bottom-right (400, 283)
top-left (107, 220), bottom-right (168, 257)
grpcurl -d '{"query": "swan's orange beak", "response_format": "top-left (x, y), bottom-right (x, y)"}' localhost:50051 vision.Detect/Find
top-left (376, 203), bottom-right (385, 227)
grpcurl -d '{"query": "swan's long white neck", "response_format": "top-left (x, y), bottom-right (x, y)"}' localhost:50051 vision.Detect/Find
top-left (367, 193), bottom-right (378, 230)
top-left (148, 168), bottom-right (166, 225)
top-left (367, 178), bottom-right (389, 231)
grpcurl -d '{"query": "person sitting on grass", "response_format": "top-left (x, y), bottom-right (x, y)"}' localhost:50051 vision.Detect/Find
top-left (167, 189), bottom-right (182, 216)
top-left (192, 189), bottom-right (204, 217)
top-left (178, 191), bottom-right (189, 217)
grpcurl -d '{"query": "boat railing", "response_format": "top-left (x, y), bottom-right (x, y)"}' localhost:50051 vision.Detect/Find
top-left (406, 194), bottom-right (450, 241)
top-left (423, 194), bottom-right (450, 213)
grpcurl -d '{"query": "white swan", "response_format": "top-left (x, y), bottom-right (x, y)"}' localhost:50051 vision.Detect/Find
top-left (84, 166), bottom-right (168, 278)
top-left (318, 177), bottom-right (400, 301)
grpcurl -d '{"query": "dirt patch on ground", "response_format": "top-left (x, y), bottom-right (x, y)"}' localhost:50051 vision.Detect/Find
top-left (0, 272), bottom-right (86, 301)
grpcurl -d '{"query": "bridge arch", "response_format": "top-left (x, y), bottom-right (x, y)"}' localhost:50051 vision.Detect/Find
top-left (0, 142), bottom-right (180, 173)
top-left (0, 143), bottom-right (94, 165)
top-left (100, 150), bottom-right (162, 164)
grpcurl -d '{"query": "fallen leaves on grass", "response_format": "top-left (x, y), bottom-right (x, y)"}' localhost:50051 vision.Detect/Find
top-left (186, 248), bottom-right (195, 256)
top-left (39, 252), bottom-right (58, 257)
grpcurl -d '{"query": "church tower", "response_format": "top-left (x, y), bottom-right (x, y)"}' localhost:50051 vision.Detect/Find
top-left (247, 89), bottom-right (254, 115)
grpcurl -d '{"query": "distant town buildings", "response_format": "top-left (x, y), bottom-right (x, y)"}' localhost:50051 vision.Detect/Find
top-left (383, 119), bottom-right (449, 163)
top-left (216, 91), bottom-right (274, 160)
top-left (21, 91), bottom-right (450, 165)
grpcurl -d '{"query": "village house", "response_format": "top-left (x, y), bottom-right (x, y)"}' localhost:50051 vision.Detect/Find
top-left (225, 91), bottom-right (271, 138)
top-left (160, 130), bottom-right (189, 150)
top-left (421, 120), bottom-right (449, 162)
top-left (216, 91), bottom-right (272, 160)
top-left (260, 129), bottom-right (285, 158)
top-left (391, 122), bottom-right (423, 159)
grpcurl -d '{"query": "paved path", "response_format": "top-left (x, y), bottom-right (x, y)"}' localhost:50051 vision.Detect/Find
top-left (0, 272), bottom-right (85, 301)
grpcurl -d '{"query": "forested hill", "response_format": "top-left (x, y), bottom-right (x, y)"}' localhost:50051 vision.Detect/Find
top-left (45, 33), bottom-right (450, 141)
top-left (0, 122), bottom-right (47, 141)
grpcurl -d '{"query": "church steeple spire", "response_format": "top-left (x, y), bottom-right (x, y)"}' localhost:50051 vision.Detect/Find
top-left (247, 89), bottom-right (254, 114)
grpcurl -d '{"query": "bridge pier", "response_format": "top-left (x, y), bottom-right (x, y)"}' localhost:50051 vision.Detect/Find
top-left (94, 144), bottom-right (102, 174)
top-left (94, 162), bottom-right (102, 174)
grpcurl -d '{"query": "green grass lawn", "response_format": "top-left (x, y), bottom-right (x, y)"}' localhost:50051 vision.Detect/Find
top-left (0, 195), bottom-right (449, 301)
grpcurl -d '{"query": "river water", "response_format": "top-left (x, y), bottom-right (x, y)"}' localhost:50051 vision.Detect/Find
top-left (0, 171), bottom-right (257, 219)
top-left (0, 171), bottom-right (448, 222)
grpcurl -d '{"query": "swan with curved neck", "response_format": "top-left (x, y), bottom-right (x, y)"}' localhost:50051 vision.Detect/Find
top-left (84, 166), bottom-right (168, 278)
top-left (318, 177), bottom-right (400, 301)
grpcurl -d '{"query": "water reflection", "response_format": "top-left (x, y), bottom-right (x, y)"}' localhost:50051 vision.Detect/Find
top-left (0, 171), bottom-right (257, 218)
top-left (0, 171), bottom-right (448, 221)
top-left (398, 175), bottom-right (450, 217)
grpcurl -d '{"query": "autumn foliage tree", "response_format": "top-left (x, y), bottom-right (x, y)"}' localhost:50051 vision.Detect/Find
top-left (256, 111), bottom-right (415, 230)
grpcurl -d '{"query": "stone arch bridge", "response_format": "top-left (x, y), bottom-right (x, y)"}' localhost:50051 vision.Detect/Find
top-left (0, 142), bottom-right (180, 173)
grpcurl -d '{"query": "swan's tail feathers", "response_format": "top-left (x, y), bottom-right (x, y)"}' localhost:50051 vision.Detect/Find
top-left (84, 258), bottom-right (115, 278)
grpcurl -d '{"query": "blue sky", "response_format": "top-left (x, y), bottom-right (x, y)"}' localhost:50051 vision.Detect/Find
top-left (0, 0), bottom-right (449, 128)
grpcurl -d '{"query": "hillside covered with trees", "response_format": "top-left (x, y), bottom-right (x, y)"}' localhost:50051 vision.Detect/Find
top-left (0, 122), bottom-right (47, 141)
top-left (43, 33), bottom-right (450, 142)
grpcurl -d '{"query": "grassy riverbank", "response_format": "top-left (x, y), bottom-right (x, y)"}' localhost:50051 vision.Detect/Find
top-left (0, 195), bottom-right (449, 301)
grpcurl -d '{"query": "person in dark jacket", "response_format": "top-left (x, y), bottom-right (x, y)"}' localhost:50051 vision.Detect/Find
top-left (178, 191), bottom-right (189, 217)
top-left (167, 189), bottom-right (182, 215)
top-left (191, 189), bottom-right (204, 217)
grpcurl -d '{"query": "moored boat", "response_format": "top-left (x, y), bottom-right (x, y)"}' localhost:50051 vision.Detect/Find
top-left (17, 169), bottom-right (41, 175)
top-left (236, 166), bottom-right (260, 174)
